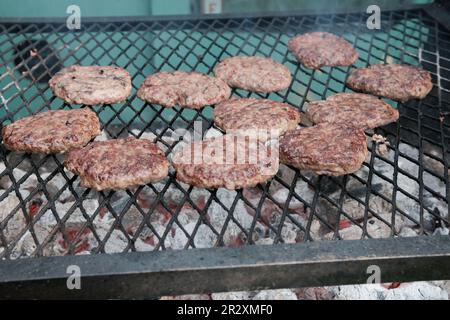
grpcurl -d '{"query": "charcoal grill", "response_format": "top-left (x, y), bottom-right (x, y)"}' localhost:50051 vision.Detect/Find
top-left (0, 2), bottom-right (449, 299)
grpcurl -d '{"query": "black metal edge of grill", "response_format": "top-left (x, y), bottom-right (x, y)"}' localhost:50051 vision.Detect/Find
top-left (0, 2), bottom-right (449, 299)
top-left (1, 236), bottom-right (450, 299)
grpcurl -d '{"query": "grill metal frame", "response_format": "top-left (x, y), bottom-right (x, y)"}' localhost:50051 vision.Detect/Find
top-left (0, 3), bottom-right (449, 298)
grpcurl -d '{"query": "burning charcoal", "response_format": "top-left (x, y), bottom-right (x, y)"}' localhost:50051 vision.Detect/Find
top-left (204, 127), bottom-right (223, 139)
top-left (279, 221), bottom-right (304, 243)
top-left (193, 224), bottom-right (216, 248)
top-left (295, 287), bottom-right (335, 300)
top-left (423, 143), bottom-right (447, 176)
top-left (211, 291), bottom-right (251, 300)
top-left (333, 224), bottom-right (362, 240)
top-left (397, 192), bottom-right (436, 232)
top-left (271, 178), bottom-right (314, 209)
top-left (51, 226), bottom-right (94, 256)
top-left (383, 282), bottom-right (448, 300)
top-left (42, 171), bottom-right (74, 202)
top-left (335, 213), bottom-right (402, 240)
top-left (165, 222), bottom-right (195, 250)
top-left (5, 152), bottom-right (31, 172)
top-left (398, 226), bottom-right (419, 237)
top-left (94, 130), bottom-right (109, 142)
top-left (332, 284), bottom-right (388, 300)
top-left (12, 230), bottom-right (38, 258)
top-left (96, 228), bottom-right (129, 254)
top-left (252, 289), bottom-right (297, 300)
top-left (309, 218), bottom-right (334, 241)
top-left (130, 128), bottom-right (157, 142)
top-left (0, 167), bottom-right (28, 189)
top-left (207, 189), bottom-right (249, 246)
top-left (133, 237), bottom-right (155, 251)
top-left (37, 199), bottom-right (105, 237)
top-left (0, 194), bottom-right (27, 243)
top-left (255, 236), bottom-right (274, 245)
top-left (433, 226), bottom-right (449, 236)
top-left (120, 206), bottom-right (145, 235)
top-left (161, 294), bottom-right (212, 300)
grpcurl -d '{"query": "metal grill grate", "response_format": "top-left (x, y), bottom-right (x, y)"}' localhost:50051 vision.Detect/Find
top-left (0, 6), bottom-right (449, 298)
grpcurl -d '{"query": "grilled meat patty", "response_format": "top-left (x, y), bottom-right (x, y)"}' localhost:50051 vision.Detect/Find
top-left (306, 93), bottom-right (399, 129)
top-left (137, 71), bottom-right (231, 109)
top-left (346, 64), bottom-right (433, 102)
top-left (214, 97), bottom-right (300, 139)
top-left (49, 65), bottom-right (132, 105)
top-left (65, 137), bottom-right (169, 190)
top-left (213, 56), bottom-right (292, 92)
top-left (288, 32), bottom-right (358, 69)
top-left (279, 123), bottom-right (368, 176)
top-left (172, 134), bottom-right (279, 190)
top-left (2, 108), bottom-right (100, 154)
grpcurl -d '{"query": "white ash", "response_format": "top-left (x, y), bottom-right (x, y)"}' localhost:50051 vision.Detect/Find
top-left (5, 152), bottom-right (65, 174)
top-left (161, 294), bottom-right (212, 300)
top-left (204, 127), bottom-right (223, 139)
top-left (0, 194), bottom-right (27, 243)
top-left (164, 221), bottom-right (217, 250)
top-left (398, 226), bottom-right (420, 237)
top-left (37, 199), bottom-right (105, 229)
top-left (9, 227), bottom-right (53, 259)
top-left (295, 287), bottom-right (335, 300)
top-left (332, 284), bottom-right (387, 300)
top-left (164, 221), bottom-right (195, 250)
top-left (252, 289), bottom-right (297, 300)
top-left (271, 177), bottom-right (314, 209)
top-left (211, 289), bottom-right (297, 300)
top-left (278, 220), bottom-right (303, 243)
top-left (193, 224), bottom-right (217, 248)
top-left (0, 167), bottom-right (32, 190)
top-left (207, 189), bottom-right (250, 246)
top-left (433, 226), bottom-right (449, 236)
top-left (0, 166), bottom-right (76, 203)
top-left (384, 282), bottom-right (448, 300)
top-left (211, 291), bottom-right (251, 300)
top-left (309, 218), bottom-right (334, 241)
top-left (333, 281), bottom-right (448, 300)
top-left (90, 228), bottom-right (129, 254)
top-left (328, 212), bottom-right (403, 240)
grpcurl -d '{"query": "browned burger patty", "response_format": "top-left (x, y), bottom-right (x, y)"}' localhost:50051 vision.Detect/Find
top-left (49, 65), bottom-right (132, 105)
top-left (279, 123), bottom-right (368, 176)
top-left (2, 108), bottom-right (100, 154)
top-left (287, 32), bottom-right (358, 69)
top-left (346, 64), bottom-right (433, 102)
top-left (65, 137), bottom-right (169, 190)
top-left (213, 56), bottom-right (292, 92)
top-left (214, 98), bottom-right (300, 139)
top-left (172, 135), bottom-right (279, 190)
top-left (137, 71), bottom-right (231, 109)
top-left (306, 93), bottom-right (399, 129)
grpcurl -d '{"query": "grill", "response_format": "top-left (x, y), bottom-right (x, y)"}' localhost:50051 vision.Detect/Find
top-left (0, 3), bottom-right (449, 299)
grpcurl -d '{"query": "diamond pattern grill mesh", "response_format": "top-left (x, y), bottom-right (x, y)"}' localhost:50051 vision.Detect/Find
top-left (0, 9), bottom-right (449, 259)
